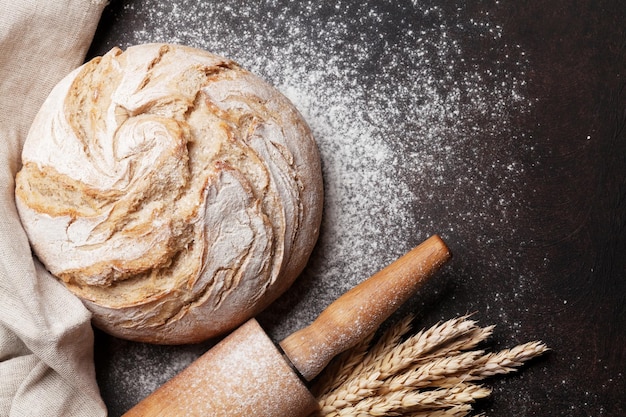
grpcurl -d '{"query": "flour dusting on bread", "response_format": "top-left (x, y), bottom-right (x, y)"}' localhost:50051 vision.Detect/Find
top-left (15, 43), bottom-right (323, 344)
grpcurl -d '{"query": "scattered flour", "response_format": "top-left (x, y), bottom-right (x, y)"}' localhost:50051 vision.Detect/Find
top-left (92, 1), bottom-right (535, 412)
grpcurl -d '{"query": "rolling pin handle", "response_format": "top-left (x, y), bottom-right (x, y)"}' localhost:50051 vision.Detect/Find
top-left (279, 234), bottom-right (451, 381)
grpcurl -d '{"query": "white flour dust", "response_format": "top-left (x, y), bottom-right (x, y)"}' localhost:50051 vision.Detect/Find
top-left (98, 1), bottom-right (534, 406)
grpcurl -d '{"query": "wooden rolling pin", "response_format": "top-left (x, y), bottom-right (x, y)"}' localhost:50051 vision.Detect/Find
top-left (123, 235), bottom-right (451, 417)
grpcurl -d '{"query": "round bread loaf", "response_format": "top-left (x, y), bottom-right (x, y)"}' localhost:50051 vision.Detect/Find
top-left (15, 44), bottom-right (323, 344)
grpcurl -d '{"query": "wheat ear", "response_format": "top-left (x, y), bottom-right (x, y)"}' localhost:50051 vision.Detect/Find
top-left (312, 315), bottom-right (549, 417)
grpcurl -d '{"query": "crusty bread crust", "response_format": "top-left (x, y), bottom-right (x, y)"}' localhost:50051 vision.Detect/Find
top-left (15, 44), bottom-right (323, 344)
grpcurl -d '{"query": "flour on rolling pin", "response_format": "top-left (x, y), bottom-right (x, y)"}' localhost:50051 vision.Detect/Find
top-left (122, 319), bottom-right (318, 417)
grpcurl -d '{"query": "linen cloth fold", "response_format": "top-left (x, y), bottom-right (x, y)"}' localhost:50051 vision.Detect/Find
top-left (0, 1), bottom-right (108, 415)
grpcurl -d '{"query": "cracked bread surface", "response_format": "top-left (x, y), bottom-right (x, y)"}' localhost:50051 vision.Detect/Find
top-left (15, 43), bottom-right (323, 344)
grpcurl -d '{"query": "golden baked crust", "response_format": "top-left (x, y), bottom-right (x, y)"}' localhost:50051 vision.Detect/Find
top-left (15, 44), bottom-right (323, 344)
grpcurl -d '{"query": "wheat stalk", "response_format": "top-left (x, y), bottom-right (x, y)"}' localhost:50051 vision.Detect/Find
top-left (313, 314), bottom-right (414, 400)
top-left (312, 330), bottom-right (376, 398)
top-left (411, 325), bottom-right (494, 366)
top-left (355, 314), bottom-right (416, 377)
top-left (367, 315), bottom-right (481, 380)
top-left (381, 351), bottom-right (486, 393)
top-left (323, 384), bottom-right (491, 416)
top-left (468, 341), bottom-right (549, 379)
top-left (311, 315), bottom-right (549, 417)
top-left (407, 404), bottom-right (476, 417)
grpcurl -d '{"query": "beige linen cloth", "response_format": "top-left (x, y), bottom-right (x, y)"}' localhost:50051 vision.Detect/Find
top-left (0, 1), bottom-right (108, 415)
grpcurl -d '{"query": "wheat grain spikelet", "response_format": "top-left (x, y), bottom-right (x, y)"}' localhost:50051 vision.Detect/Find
top-left (311, 315), bottom-right (549, 416)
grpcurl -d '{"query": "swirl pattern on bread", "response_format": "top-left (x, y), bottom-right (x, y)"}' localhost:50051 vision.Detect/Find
top-left (15, 44), bottom-right (323, 344)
